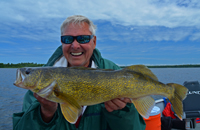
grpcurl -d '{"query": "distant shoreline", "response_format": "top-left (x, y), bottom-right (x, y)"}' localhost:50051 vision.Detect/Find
top-left (147, 65), bottom-right (200, 68)
top-left (121, 64), bottom-right (200, 68)
top-left (0, 63), bottom-right (44, 68)
top-left (1, 63), bottom-right (200, 68)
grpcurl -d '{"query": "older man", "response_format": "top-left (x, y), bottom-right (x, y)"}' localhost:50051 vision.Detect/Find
top-left (13, 15), bottom-right (145, 130)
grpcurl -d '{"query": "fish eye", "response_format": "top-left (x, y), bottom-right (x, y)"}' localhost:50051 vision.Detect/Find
top-left (25, 69), bottom-right (31, 75)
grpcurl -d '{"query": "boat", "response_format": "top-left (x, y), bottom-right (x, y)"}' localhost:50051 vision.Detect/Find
top-left (152, 81), bottom-right (200, 130)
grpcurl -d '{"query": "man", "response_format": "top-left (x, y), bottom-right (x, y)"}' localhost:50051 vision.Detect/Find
top-left (13, 15), bottom-right (146, 130)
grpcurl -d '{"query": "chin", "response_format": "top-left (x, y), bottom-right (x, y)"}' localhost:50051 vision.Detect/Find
top-left (70, 63), bottom-right (84, 67)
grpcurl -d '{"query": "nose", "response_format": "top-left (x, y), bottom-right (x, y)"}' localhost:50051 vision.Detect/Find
top-left (71, 39), bottom-right (80, 49)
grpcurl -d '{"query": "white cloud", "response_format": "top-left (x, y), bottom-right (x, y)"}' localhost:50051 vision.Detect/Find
top-left (190, 32), bottom-right (200, 41)
top-left (1, 0), bottom-right (200, 27)
top-left (1, 0), bottom-right (200, 42)
top-left (1, 0), bottom-right (200, 65)
top-left (96, 24), bottom-right (198, 42)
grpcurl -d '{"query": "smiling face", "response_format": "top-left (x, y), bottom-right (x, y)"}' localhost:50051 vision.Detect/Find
top-left (61, 22), bottom-right (96, 67)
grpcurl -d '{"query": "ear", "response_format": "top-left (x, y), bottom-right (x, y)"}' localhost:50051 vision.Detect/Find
top-left (92, 35), bottom-right (96, 49)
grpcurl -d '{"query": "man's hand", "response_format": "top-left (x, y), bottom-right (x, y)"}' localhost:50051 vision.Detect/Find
top-left (104, 98), bottom-right (132, 112)
top-left (34, 93), bottom-right (58, 123)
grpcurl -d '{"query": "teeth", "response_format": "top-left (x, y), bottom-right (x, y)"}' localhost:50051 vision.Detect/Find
top-left (71, 52), bottom-right (82, 56)
top-left (17, 69), bottom-right (25, 81)
top-left (21, 73), bottom-right (25, 81)
top-left (14, 69), bottom-right (24, 86)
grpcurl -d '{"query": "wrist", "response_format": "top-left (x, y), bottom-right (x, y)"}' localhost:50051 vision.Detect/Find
top-left (40, 106), bottom-right (56, 123)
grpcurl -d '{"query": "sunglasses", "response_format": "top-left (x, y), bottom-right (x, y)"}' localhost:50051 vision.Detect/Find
top-left (61, 35), bottom-right (94, 44)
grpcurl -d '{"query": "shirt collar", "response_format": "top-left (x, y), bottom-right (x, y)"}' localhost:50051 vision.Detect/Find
top-left (53, 55), bottom-right (97, 68)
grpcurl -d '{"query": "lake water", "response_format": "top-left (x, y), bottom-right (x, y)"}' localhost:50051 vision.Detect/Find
top-left (0, 68), bottom-right (200, 130)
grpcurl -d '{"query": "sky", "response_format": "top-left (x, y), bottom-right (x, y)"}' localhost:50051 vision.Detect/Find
top-left (0, 0), bottom-right (200, 66)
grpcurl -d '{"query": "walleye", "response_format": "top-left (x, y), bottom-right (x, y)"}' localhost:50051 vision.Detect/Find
top-left (14, 65), bottom-right (188, 123)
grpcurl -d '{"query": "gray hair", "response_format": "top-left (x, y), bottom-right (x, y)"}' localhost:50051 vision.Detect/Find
top-left (60, 15), bottom-right (97, 35)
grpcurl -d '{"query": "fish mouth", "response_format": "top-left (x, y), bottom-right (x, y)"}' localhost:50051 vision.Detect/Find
top-left (13, 69), bottom-right (26, 88)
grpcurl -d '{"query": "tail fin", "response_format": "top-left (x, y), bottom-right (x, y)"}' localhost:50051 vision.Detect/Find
top-left (167, 83), bottom-right (188, 120)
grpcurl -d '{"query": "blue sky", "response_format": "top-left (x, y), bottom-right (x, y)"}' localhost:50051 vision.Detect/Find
top-left (0, 0), bottom-right (200, 66)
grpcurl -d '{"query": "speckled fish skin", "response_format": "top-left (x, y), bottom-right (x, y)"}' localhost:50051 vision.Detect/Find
top-left (14, 65), bottom-right (188, 123)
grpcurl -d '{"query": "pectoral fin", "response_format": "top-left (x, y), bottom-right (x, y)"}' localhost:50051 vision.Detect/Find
top-left (131, 96), bottom-right (155, 119)
top-left (54, 89), bottom-right (82, 124)
top-left (60, 102), bottom-right (82, 124)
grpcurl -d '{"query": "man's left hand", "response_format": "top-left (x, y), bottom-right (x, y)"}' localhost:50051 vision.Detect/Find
top-left (104, 98), bottom-right (132, 112)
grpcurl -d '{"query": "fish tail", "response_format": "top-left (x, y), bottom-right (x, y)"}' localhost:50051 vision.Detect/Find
top-left (167, 83), bottom-right (188, 120)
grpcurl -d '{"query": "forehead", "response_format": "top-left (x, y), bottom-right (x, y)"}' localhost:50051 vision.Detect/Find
top-left (63, 22), bottom-right (91, 36)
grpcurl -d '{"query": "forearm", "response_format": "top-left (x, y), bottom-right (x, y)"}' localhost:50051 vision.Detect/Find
top-left (13, 103), bottom-right (58, 130)
top-left (40, 107), bottom-right (55, 123)
top-left (13, 91), bottom-right (58, 129)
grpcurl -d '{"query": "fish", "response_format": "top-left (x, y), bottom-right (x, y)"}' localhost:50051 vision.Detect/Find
top-left (13, 65), bottom-right (188, 123)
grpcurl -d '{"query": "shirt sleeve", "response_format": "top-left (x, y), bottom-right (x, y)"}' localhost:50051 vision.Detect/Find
top-left (12, 90), bottom-right (60, 130)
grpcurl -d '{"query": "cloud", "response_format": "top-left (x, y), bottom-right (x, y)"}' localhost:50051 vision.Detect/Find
top-left (95, 21), bottom-right (199, 43)
top-left (1, 0), bottom-right (200, 42)
top-left (190, 32), bottom-right (200, 41)
top-left (1, 0), bottom-right (200, 27)
top-left (1, 0), bottom-right (200, 65)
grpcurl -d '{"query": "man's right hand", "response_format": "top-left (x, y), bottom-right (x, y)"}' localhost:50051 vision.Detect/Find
top-left (34, 93), bottom-right (58, 123)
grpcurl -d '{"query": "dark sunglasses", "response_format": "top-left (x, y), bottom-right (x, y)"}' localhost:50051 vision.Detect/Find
top-left (61, 35), bottom-right (94, 44)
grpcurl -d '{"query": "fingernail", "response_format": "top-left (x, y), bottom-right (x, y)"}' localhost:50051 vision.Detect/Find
top-left (120, 98), bottom-right (124, 100)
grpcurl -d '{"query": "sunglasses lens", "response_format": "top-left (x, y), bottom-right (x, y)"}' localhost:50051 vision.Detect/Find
top-left (61, 35), bottom-right (93, 44)
top-left (77, 35), bottom-right (91, 44)
top-left (61, 36), bottom-right (74, 44)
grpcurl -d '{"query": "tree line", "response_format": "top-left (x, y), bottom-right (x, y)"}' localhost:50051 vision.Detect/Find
top-left (1, 63), bottom-right (200, 68)
top-left (0, 63), bottom-right (45, 68)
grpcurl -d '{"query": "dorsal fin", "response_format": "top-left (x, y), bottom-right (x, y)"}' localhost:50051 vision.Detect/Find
top-left (124, 65), bottom-right (158, 81)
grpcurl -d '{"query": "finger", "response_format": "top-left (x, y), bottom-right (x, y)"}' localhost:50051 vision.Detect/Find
top-left (112, 99), bottom-right (126, 109)
top-left (34, 93), bottom-right (52, 105)
top-left (104, 102), bottom-right (114, 112)
top-left (105, 100), bottom-right (119, 111)
top-left (34, 93), bottom-right (44, 101)
top-left (123, 98), bottom-right (132, 103)
top-left (119, 98), bottom-right (132, 103)
top-left (34, 93), bottom-right (45, 103)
